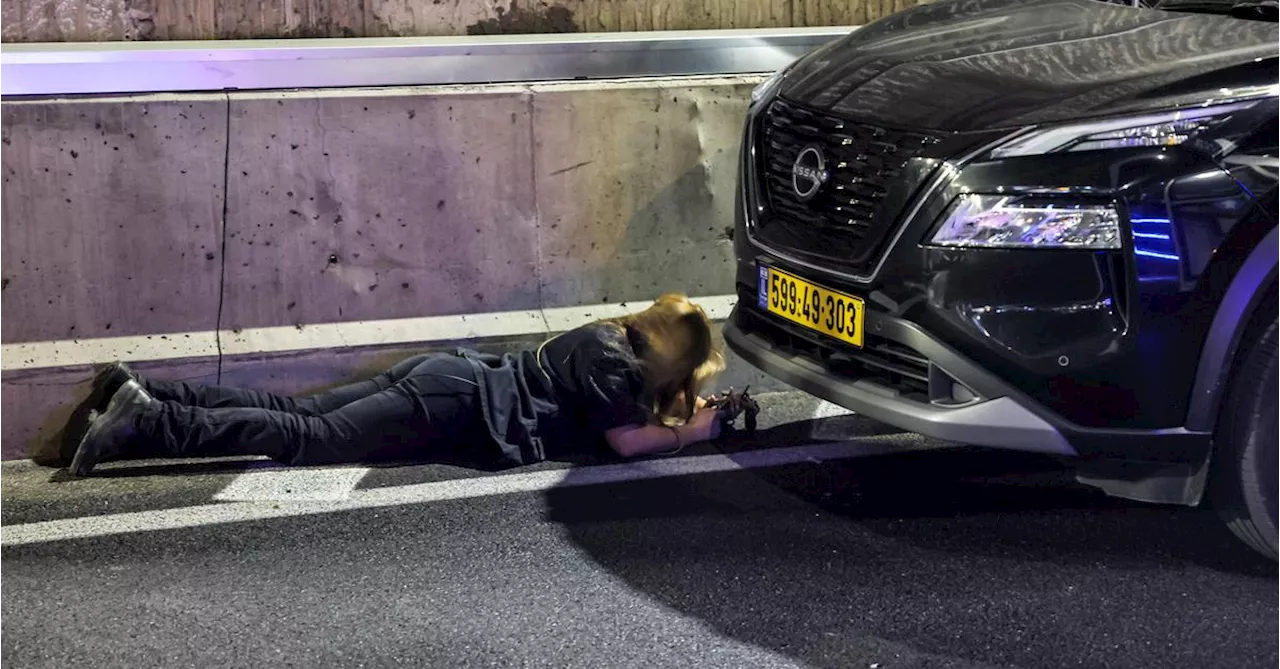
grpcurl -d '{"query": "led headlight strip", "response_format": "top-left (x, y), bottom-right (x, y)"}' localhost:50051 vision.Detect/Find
top-left (989, 99), bottom-right (1265, 158)
top-left (928, 195), bottom-right (1121, 249)
top-left (940, 92), bottom-right (1279, 249)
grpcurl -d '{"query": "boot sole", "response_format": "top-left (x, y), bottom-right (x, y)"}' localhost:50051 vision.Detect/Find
top-left (68, 409), bottom-right (105, 477)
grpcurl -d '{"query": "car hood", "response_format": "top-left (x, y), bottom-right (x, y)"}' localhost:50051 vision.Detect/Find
top-left (777, 0), bottom-right (1278, 132)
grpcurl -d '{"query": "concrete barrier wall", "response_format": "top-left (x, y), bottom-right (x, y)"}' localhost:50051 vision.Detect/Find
top-left (1, 0), bottom-right (918, 41)
top-left (223, 87), bottom-right (543, 328)
top-left (0, 76), bottom-right (777, 461)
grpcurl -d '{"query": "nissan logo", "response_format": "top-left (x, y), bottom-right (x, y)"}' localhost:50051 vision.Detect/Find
top-left (791, 146), bottom-right (829, 201)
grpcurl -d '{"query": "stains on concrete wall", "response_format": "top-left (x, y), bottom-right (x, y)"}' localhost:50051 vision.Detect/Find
top-left (221, 88), bottom-right (541, 330)
top-left (0, 0), bottom-right (206, 41)
top-left (551, 0), bottom-right (791, 33)
top-left (126, 0), bottom-right (216, 39)
top-left (2, 0), bottom-right (925, 42)
top-left (466, 1), bottom-right (576, 35)
top-left (1, 77), bottom-right (755, 341)
top-left (216, 1), bottom-right (362, 40)
top-left (107, 0), bottom-right (169, 41)
top-left (0, 95), bottom-right (228, 343)
top-left (1, 0), bottom-right (127, 41)
top-left (531, 79), bottom-right (749, 308)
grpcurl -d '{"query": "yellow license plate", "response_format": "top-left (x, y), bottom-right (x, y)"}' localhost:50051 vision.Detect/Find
top-left (758, 265), bottom-right (865, 347)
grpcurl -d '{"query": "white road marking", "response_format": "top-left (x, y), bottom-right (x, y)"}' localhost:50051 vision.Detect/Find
top-left (0, 294), bottom-right (737, 371)
top-left (213, 467), bottom-right (370, 502)
top-left (810, 400), bottom-right (853, 420)
top-left (0, 436), bottom-right (942, 547)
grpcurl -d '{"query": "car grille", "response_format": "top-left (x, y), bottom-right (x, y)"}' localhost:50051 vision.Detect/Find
top-left (736, 295), bottom-right (931, 400)
top-left (755, 99), bottom-right (941, 272)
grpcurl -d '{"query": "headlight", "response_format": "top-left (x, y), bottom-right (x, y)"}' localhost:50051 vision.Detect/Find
top-left (989, 99), bottom-right (1264, 159)
top-left (928, 195), bottom-right (1121, 249)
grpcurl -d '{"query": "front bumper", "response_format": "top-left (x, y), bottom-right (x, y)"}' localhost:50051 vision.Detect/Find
top-left (724, 302), bottom-right (1211, 464)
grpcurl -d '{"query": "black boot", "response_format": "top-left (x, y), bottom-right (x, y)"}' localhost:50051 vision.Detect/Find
top-left (91, 362), bottom-right (139, 412)
top-left (47, 362), bottom-right (142, 467)
top-left (69, 379), bottom-right (153, 477)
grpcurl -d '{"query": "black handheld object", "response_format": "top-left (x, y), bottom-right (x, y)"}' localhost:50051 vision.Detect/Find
top-left (706, 386), bottom-right (760, 434)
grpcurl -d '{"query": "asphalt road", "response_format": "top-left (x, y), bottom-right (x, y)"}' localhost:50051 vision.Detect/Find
top-left (2, 392), bottom-right (1276, 668)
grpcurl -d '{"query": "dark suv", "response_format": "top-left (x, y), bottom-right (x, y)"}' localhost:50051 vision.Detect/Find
top-left (725, 0), bottom-right (1279, 557)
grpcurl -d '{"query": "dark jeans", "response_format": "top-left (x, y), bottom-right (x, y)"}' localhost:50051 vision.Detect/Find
top-left (136, 354), bottom-right (487, 466)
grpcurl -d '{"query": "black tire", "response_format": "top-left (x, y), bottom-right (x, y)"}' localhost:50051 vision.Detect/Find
top-left (1212, 302), bottom-right (1279, 560)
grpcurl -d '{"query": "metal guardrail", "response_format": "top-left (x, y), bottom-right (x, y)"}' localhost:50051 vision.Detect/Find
top-left (0, 27), bottom-right (853, 97)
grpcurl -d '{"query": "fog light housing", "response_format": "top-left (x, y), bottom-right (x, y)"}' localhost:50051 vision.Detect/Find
top-left (928, 195), bottom-right (1121, 250)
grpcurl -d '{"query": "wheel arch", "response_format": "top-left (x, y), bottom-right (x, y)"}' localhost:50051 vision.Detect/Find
top-left (1185, 224), bottom-right (1279, 433)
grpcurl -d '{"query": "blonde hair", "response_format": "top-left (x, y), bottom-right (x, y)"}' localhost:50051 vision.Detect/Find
top-left (603, 293), bottom-right (726, 426)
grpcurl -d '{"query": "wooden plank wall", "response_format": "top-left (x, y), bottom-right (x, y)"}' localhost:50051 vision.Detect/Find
top-left (1, 0), bottom-right (922, 42)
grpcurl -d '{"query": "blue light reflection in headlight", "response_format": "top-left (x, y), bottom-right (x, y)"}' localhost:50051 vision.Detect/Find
top-left (928, 195), bottom-right (1122, 249)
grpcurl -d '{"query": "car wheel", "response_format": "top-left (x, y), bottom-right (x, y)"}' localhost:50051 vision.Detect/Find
top-left (1213, 302), bottom-right (1279, 560)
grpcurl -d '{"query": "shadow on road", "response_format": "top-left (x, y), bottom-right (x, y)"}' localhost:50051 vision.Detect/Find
top-left (543, 443), bottom-right (1278, 669)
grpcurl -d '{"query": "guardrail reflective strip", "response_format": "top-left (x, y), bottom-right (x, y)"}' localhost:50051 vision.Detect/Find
top-left (0, 27), bottom-right (854, 97)
top-left (0, 294), bottom-right (738, 371)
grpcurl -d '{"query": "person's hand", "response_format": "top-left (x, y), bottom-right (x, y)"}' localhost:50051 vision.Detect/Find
top-left (695, 395), bottom-right (711, 412)
top-left (686, 407), bottom-right (722, 442)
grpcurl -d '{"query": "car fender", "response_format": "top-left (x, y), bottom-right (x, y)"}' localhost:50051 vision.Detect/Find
top-left (1185, 225), bottom-right (1279, 433)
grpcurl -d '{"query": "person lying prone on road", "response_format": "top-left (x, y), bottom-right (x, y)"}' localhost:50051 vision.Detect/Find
top-left (63, 293), bottom-right (729, 476)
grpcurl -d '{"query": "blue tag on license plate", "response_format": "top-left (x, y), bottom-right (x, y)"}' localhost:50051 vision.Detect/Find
top-left (757, 265), bottom-right (769, 310)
